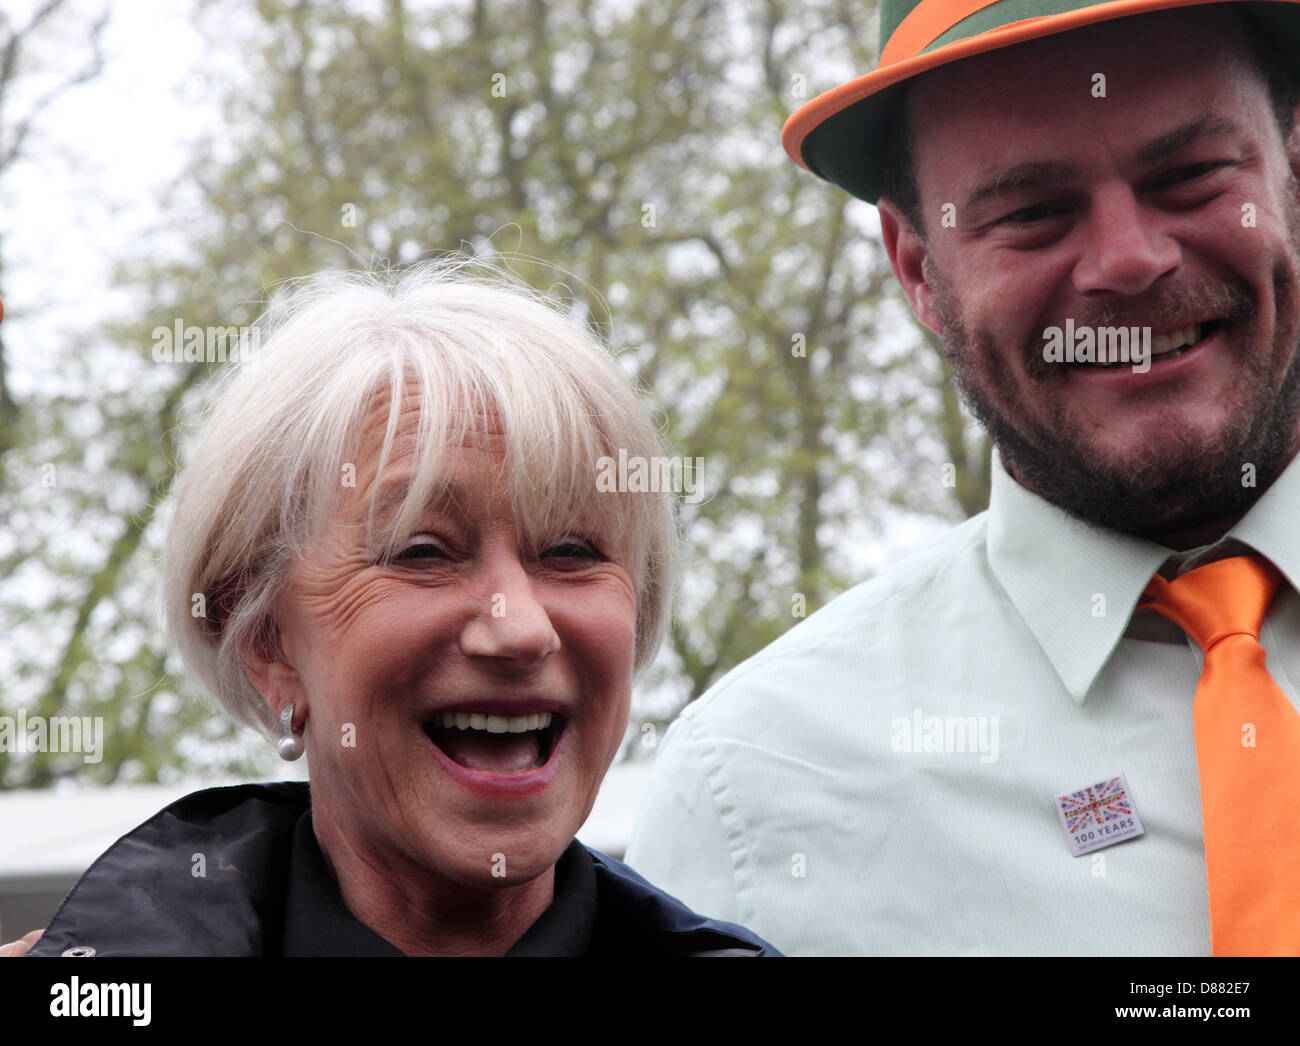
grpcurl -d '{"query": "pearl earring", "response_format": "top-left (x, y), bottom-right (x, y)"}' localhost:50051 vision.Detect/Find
top-left (277, 703), bottom-right (304, 761)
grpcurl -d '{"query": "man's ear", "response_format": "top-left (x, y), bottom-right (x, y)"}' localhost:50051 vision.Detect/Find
top-left (878, 197), bottom-right (943, 336)
top-left (1287, 100), bottom-right (1300, 183)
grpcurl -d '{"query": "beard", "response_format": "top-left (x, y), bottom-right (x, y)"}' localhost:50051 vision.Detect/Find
top-left (926, 207), bottom-right (1300, 542)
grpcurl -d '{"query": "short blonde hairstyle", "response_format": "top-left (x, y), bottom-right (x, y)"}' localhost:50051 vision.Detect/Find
top-left (162, 262), bottom-right (677, 740)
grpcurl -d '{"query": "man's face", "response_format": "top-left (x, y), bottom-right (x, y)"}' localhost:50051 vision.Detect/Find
top-left (881, 9), bottom-right (1300, 540)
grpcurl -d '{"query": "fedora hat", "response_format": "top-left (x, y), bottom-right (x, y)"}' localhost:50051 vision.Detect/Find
top-left (782, 0), bottom-right (1300, 205)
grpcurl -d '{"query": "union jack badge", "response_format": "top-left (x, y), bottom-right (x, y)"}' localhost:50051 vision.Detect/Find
top-left (1055, 773), bottom-right (1145, 856)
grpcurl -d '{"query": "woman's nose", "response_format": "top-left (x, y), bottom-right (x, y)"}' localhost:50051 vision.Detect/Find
top-left (458, 553), bottom-right (561, 667)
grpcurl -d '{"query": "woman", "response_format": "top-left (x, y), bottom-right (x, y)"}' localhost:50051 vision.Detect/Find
top-left (13, 263), bottom-right (778, 957)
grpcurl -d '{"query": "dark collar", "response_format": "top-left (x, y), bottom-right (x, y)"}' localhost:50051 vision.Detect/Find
top-left (502, 839), bottom-right (598, 956)
top-left (281, 813), bottom-right (405, 956)
top-left (281, 812), bottom-right (598, 956)
top-left (30, 782), bottom-right (774, 957)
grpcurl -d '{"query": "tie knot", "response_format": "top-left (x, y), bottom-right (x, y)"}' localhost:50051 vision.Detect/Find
top-left (1140, 555), bottom-right (1284, 651)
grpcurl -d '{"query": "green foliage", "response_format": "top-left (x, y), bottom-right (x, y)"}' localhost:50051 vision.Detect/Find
top-left (0, 0), bottom-right (988, 786)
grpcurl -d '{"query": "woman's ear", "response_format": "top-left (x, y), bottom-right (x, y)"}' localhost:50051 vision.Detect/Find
top-left (239, 625), bottom-right (307, 722)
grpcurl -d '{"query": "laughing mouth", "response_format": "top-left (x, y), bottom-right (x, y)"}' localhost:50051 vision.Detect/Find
top-left (423, 711), bottom-right (563, 773)
top-left (1148, 321), bottom-right (1214, 361)
top-left (1078, 319), bottom-right (1219, 368)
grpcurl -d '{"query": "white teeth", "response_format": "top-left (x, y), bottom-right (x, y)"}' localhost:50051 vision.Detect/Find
top-left (1151, 323), bottom-right (1203, 357)
top-left (433, 711), bottom-right (553, 733)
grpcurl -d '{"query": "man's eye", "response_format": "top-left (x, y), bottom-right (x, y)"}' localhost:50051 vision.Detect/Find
top-left (999, 202), bottom-right (1068, 225)
top-left (1156, 161), bottom-right (1224, 187)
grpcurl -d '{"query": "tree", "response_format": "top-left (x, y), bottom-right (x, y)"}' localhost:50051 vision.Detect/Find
top-left (0, 0), bottom-right (107, 474)
top-left (0, 0), bottom-right (988, 786)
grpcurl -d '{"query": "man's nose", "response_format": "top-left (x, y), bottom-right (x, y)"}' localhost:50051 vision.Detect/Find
top-left (459, 554), bottom-right (560, 667)
top-left (1071, 186), bottom-right (1181, 298)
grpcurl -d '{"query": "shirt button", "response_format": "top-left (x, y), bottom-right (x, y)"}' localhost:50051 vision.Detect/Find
top-left (61, 945), bottom-right (96, 957)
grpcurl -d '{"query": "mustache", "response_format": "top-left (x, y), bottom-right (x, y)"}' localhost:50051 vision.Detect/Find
top-left (1078, 279), bottom-right (1255, 329)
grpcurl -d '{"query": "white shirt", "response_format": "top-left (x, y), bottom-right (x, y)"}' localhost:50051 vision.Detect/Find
top-left (625, 451), bottom-right (1300, 955)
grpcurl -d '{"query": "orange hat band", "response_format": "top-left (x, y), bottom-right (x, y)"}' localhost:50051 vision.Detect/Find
top-left (881, 0), bottom-right (1004, 65)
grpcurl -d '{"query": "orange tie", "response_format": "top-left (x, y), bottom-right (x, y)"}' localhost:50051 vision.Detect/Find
top-left (1140, 555), bottom-right (1300, 956)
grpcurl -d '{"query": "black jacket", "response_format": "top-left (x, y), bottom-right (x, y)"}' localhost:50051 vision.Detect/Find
top-left (28, 782), bottom-right (779, 957)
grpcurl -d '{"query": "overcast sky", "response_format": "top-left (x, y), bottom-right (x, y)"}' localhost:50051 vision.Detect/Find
top-left (5, 1), bottom-right (207, 399)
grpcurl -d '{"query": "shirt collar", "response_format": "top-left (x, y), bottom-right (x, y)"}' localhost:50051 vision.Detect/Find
top-left (1222, 447), bottom-right (1300, 592)
top-left (986, 447), bottom-right (1300, 704)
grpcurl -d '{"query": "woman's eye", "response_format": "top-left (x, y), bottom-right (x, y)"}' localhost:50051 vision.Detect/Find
top-left (544, 540), bottom-right (602, 561)
top-left (393, 541), bottom-right (447, 561)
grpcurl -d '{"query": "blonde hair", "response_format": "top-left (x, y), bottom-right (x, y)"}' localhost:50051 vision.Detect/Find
top-left (162, 261), bottom-right (677, 739)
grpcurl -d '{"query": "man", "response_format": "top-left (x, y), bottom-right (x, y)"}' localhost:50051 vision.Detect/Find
top-left (626, 0), bottom-right (1300, 955)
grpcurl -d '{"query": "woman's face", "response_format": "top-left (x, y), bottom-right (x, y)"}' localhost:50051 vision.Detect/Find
top-left (263, 407), bottom-right (637, 898)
